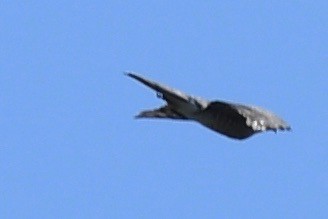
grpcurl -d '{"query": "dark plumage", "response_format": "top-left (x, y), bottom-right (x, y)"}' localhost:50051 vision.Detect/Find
top-left (126, 72), bottom-right (291, 140)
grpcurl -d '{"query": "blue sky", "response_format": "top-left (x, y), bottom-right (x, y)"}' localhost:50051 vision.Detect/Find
top-left (1, 1), bottom-right (327, 218)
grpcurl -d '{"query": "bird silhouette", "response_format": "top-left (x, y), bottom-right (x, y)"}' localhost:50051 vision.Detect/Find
top-left (126, 72), bottom-right (291, 140)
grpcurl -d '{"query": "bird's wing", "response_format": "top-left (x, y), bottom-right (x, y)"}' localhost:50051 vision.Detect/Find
top-left (125, 72), bottom-right (192, 104)
top-left (126, 72), bottom-right (209, 118)
top-left (135, 105), bottom-right (188, 120)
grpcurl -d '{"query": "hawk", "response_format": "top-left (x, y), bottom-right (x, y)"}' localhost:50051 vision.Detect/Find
top-left (126, 72), bottom-right (291, 140)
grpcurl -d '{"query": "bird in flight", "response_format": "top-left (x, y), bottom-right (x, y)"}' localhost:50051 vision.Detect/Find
top-left (126, 72), bottom-right (291, 140)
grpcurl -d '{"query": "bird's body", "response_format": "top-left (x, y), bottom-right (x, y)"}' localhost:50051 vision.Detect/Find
top-left (126, 72), bottom-right (291, 140)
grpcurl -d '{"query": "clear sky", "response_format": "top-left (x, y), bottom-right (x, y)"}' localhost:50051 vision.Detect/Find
top-left (1, 1), bottom-right (327, 218)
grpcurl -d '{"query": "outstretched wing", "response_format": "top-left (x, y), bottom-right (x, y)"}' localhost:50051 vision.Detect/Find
top-left (200, 101), bottom-right (291, 139)
top-left (126, 72), bottom-right (192, 105)
top-left (126, 72), bottom-right (209, 119)
top-left (135, 105), bottom-right (188, 120)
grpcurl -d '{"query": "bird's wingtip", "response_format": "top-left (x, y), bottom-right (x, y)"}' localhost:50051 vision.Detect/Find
top-left (124, 71), bottom-right (133, 76)
top-left (124, 71), bottom-right (139, 77)
top-left (124, 71), bottom-right (144, 82)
